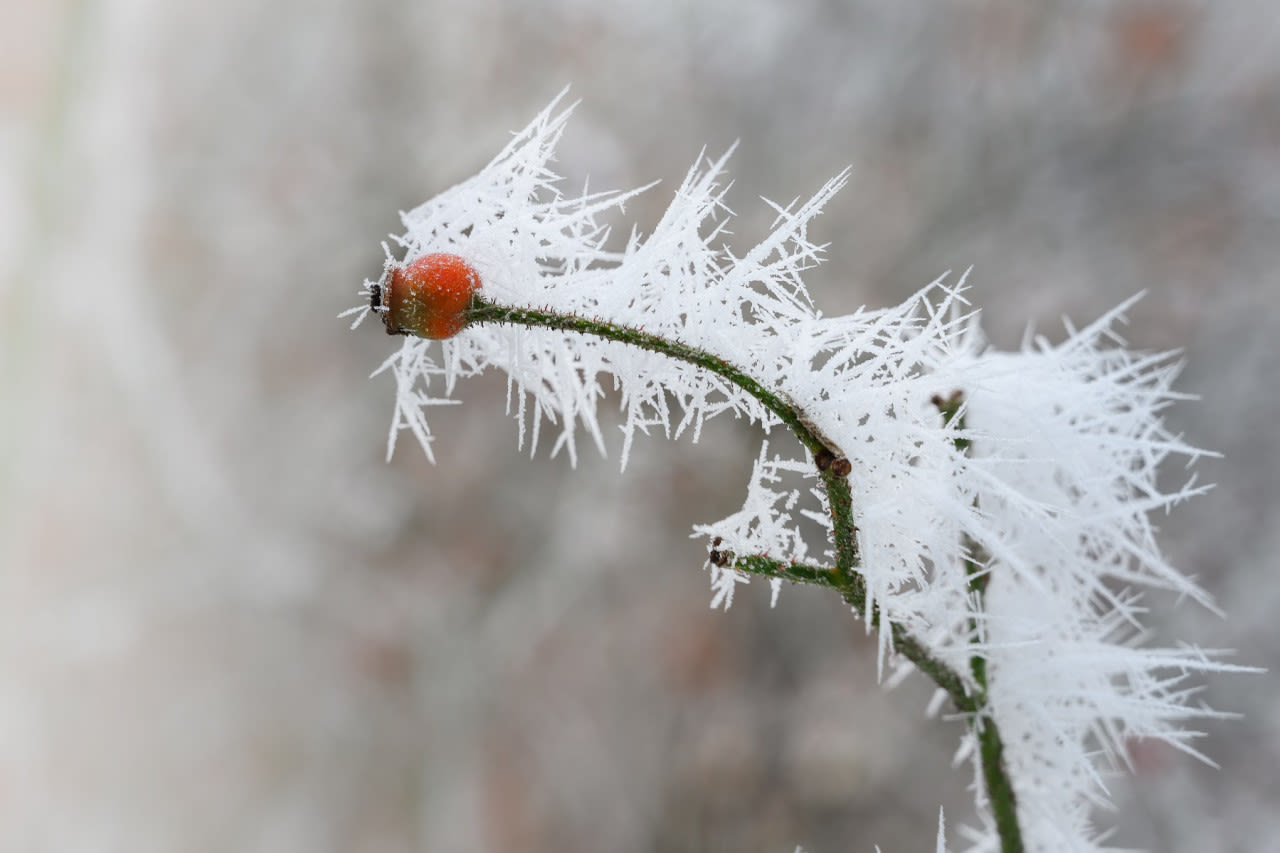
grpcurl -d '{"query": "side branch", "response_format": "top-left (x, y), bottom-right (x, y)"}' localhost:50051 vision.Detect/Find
top-left (729, 553), bottom-right (976, 713)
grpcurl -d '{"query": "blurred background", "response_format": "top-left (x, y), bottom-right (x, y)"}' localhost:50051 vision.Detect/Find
top-left (2, 1), bottom-right (1277, 850)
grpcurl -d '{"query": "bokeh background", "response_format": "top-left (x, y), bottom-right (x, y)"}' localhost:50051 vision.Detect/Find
top-left (2, 1), bottom-right (1277, 850)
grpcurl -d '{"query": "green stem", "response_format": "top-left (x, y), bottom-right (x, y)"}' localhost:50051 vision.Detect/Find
top-left (981, 716), bottom-right (1022, 853)
top-left (458, 297), bottom-right (1021, 851)
top-left (466, 299), bottom-right (831, 458)
top-left (936, 393), bottom-right (1023, 853)
top-left (822, 470), bottom-right (860, 577)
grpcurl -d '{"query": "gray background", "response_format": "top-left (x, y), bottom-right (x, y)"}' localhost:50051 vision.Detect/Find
top-left (2, 1), bottom-right (1276, 850)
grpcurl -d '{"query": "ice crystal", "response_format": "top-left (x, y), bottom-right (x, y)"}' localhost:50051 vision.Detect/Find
top-left (353, 94), bottom-right (1251, 852)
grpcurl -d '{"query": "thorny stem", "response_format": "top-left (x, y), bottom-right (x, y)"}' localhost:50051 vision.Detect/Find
top-left (459, 296), bottom-right (1023, 851)
top-left (465, 300), bottom-right (831, 455)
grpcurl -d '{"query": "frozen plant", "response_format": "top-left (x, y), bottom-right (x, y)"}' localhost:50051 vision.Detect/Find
top-left (346, 94), bottom-right (1253, 853)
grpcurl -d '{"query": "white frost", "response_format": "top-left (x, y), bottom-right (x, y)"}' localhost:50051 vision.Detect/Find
top-left (357, 95), bottom-right (1249, 853)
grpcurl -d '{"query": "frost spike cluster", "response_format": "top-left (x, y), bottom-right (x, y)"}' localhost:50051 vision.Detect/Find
top-left (352, 94), bottom-right (1249, 852)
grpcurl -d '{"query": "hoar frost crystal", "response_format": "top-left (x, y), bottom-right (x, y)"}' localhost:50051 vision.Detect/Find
top-left (348, 93), bottom-right (1250, 853)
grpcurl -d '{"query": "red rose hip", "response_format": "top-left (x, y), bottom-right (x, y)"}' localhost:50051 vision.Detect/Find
top-left (380, 253), bottom-right (482, 339)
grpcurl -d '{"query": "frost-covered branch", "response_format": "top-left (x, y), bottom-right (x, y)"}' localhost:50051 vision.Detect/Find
top-left (463, 299), bottom-right (836, 459)
top-left (350, 93), bottom-right (1255, 853)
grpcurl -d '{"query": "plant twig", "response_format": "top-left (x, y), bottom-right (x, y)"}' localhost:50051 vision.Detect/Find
top-left (462, 296), bottom-right (1023, 851)
top-left (465, 299), bottom-right (833, 458)
top-left (934, 391), bottom-right (1023, 853)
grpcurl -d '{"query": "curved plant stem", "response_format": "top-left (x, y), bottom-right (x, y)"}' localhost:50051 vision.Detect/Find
top-left (460, 296), bottom-right (1023, 852)
top-left (465, 300), bottom-right (831, 455)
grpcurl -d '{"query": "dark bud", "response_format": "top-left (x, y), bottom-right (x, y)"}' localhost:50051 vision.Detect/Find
top-left (814, 448), bottom-right (836, 472)
top-left (708, 549), bottom-right (732, 568)
top-left (931, 390), bottom-right (965, 411)
top-left (829, 457), bottom-right (852, 478)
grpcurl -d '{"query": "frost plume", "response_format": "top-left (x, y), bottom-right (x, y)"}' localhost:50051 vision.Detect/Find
top-left (355, 96), bottom-right (1248, 852)
top-left (354, 92), bottom-right (843, 467)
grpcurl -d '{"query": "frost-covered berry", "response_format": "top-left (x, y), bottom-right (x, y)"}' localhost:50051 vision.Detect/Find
top-left (380, 253), bottom-right (481, 339)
